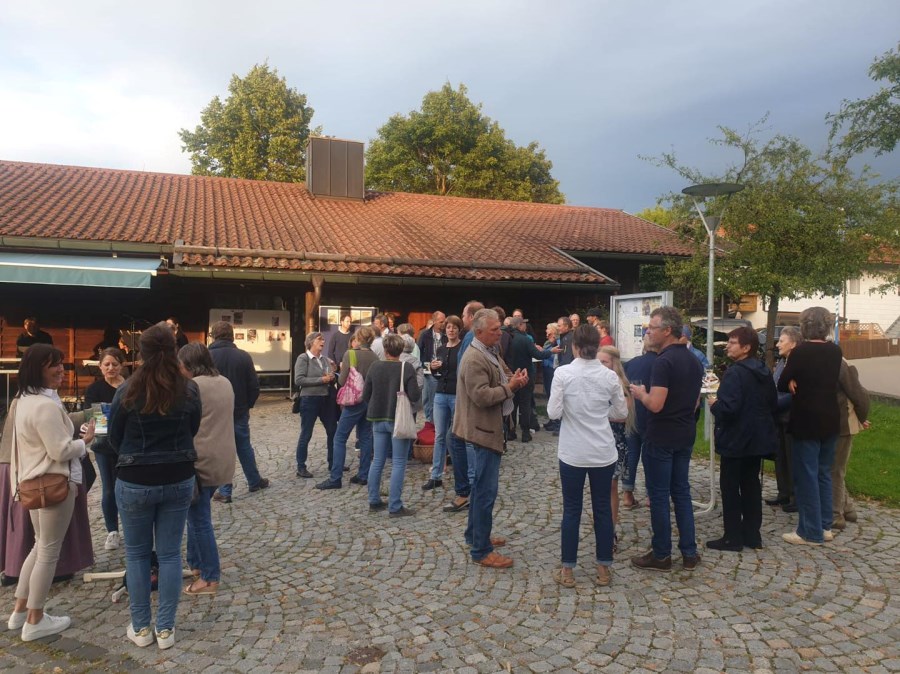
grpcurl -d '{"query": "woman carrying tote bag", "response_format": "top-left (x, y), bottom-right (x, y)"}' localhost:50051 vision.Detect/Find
top-left (7, 344), bottom-right (95, 641)
top-left (363, 334), bottom-right (421, 517)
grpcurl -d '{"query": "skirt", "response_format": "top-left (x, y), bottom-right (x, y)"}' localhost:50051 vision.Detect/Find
top-left (0, 463), bottom-right (94, 578)
top-left (611, 422), bottom-right (627, 481)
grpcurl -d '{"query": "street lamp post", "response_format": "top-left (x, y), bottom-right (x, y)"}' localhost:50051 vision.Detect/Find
top-left (681, 182), bottom-right (744, 515)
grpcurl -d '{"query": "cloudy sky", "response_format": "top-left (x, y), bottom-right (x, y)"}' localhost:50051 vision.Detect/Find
top-left (1, 1), bottom-right (898, 212)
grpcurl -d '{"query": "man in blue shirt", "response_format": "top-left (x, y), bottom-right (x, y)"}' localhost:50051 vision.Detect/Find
top-left (681, 325), bottom-right (710, 369)
top-left (629, 307), bottom-right (703, 572)
top-left (621, 334), bottom-right (658, 509)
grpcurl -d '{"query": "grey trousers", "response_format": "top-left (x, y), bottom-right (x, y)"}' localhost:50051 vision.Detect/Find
top-left (832, 435), bottom-right (856, 522)
top-left (15, 484), bottom-right (76, 610)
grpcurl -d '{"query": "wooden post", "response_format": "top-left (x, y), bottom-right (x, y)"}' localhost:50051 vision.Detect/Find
top-left (305, 275), bottom-right (324, 334)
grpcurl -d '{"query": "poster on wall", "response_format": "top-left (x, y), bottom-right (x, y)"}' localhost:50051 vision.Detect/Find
top-left (209, 309), bottom-right (292, 373)
top-left (610, 291), bottom-right (674, 361)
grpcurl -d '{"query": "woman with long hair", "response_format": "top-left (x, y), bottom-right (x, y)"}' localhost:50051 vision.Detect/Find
top-left (6, 344), bottom-right (95, 641)
top-left (109, 323), bottom-right (201, 649)
top-left (547, 326), bottom-right (627, 588)
top-left (178, 343), bottom-right (235, 595)
top-left (83, 347), bottom-right (127, 550)
top-left (598, 345), bottom-right (636, 544)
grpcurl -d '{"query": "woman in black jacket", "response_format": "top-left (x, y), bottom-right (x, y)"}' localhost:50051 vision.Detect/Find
top-left (707, 327), bottom-right (778, 552)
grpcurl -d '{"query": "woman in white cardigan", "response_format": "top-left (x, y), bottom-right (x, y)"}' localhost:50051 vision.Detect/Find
top-left (178, 343), bottom-right (236, 595)
top-left (7, 344), bottom-right (95, 641)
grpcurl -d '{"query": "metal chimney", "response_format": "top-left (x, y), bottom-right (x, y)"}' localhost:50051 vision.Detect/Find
top-left (306, 136), bottom-right (365, 201)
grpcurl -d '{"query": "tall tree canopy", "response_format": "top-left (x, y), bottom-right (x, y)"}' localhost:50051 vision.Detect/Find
top-left (647, 119), bottom-right (900, 365)
top-left (829, 42), bottom-right (900, 157)
top-left (366, 83), bottom-right (564, 204)
top-left (179, 63), bottom-right (316, 182)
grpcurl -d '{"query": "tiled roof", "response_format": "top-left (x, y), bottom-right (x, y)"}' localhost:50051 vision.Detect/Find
top-left (0, 160), bottom-right (694, 285)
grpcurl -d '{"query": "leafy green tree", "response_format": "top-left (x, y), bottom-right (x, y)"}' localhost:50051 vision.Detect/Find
top-left (647, 119), bottom-right (899, 365)
top-left (179, 63), bottom-right (316, 182)
top-left (366, 83), bottom-right (564, 203)
top-left (828, 42), bottom-right (900, 157)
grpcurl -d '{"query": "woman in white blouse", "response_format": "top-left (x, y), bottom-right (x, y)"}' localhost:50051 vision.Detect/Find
top-left (547, 325), bottom-right (627, 588)
top-left (7, 344), bottom-right (94, 641)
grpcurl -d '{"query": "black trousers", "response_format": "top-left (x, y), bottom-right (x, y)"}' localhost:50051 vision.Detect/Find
top-left (512, 381), bottom-right (534, 433)
top-left (774, 424), bottom-right (795, 502)
top-left (719, 455), bottom-right (763, 546)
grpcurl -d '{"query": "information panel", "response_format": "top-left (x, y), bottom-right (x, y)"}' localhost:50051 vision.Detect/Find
top-left (208, 308), bottom-right (292, 374)
top-left (610, 291), bottom-right (673, 361)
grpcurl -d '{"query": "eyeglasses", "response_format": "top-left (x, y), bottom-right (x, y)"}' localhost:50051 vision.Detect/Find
top-left (646, 325), bottom-right (665, 332)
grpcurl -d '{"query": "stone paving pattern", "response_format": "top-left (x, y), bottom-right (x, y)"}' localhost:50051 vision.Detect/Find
top-left (2, 396), bottom-right (899, 673)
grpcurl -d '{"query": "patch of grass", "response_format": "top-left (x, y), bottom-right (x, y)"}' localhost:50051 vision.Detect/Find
top-left (845, 402), bottom-right (900, 507)
top-left (692, 401), bottom-right (900, 507)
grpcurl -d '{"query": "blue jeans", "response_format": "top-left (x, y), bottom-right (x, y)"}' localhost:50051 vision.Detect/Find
top-left (186, 484), bottom-right (221, 583)
top-left (219, 416), bottom-right (262, 498)
top-left (449, 435), bottom-right (470, 497)
top-left (792, 435), bottom-right (837, 542)
top-left (94, 452), bottom-right (119, 532)
top-left (368, 421), bottom-right (409, 513)
top-left (431, 393), bottom-right (456, 480)
top-left (422, 375), bottom-right (437, 423)
top-left (559, 460), bottom-right (615, 567)
top-left (116, 477), bottom-right (193, 632)
top-left (465, 445), bottom-right (501, 561)
top-left (623, 430), bottom-right (644, 492)
top-left (541, 365), bottom-right (554, 399)
top-left (331, 402), bottom-right (372, 484)
top-left (642, 442), bottom-right (697, 559)
top-left (295, 396), bottom-right (337, 471)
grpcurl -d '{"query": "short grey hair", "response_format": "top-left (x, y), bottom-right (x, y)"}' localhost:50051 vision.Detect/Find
top-left (779, 325), bottom-right (803, 345)
top-left (799, 307), bottom-right (832, 341)
top-left (210, 320), bottom-right (234, 342)
top-left (650, 306), bottom-right (683, 337)
top-left (400, 333), bottom-right (416, 353)
top-left (472, 308), bottom-right (499, 332)
top-left (383, 333), bottom-right (404, 357)
top-left (305, 331), bottom-right (324, 350)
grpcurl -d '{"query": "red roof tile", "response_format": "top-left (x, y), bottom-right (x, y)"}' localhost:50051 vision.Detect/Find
top-left (0, 160), bottom-right (693, 284)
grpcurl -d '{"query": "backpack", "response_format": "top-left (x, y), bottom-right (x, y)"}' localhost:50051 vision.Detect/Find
top-left (336, 349), bottom-right (364, 406)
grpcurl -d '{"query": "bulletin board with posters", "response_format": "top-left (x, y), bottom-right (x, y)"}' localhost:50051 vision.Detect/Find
top-left (208, 309), bottom-right (292, 379)
top-left (610, 291), bottom-right (673, 361)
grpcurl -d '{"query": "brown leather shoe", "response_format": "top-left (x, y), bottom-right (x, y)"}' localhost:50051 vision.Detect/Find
top-left (475, 551), bottom-right (513, 569)
top-left (442, 496), bottom-right (470, 513)
top-left (490, 535), bottom-right (507, 547)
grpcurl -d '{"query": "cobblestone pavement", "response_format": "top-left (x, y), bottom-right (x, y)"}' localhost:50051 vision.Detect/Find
top-left (2, 396), bottom-right (899, 673)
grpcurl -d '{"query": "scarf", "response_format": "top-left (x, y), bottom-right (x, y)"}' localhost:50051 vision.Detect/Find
top-left (470, 337), bottom-right (514, 417)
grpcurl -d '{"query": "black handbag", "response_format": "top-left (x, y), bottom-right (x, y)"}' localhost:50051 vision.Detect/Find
top-left (81, 455), bottom-right (97, 492)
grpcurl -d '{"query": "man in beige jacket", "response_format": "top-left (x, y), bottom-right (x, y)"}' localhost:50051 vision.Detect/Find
top-left (453, 309), bottom-right (528, 569)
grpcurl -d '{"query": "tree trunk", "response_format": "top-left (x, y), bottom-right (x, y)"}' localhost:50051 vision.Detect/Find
top-left (764, 293), bottom-right (780, 369)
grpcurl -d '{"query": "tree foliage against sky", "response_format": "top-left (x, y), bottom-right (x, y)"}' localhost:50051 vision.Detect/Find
top-left (646, 118), bottom-right (900, 363)
top-left (366, 83), bottom-right (564, 204)
top-left (829, 42), bottom-right (900, 157)
top-left (179, 63), bottom-right (316, 182)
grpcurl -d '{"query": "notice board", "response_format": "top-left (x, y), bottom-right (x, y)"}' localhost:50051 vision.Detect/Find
top-left (208, 309), bottom-right (292, 374)
top-left (610, 291), bottom-right (673, 361)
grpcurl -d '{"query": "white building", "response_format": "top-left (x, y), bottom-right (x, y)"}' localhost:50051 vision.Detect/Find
top-left (742, 269), bottom-right (900, 337)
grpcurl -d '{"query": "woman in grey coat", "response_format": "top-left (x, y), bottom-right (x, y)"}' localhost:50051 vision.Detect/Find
top-left (293, 332), bottom-right (338, 478)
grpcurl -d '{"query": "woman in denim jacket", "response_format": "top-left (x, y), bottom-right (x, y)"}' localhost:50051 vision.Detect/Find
top-left (109, 323), bottom-right (201, 650)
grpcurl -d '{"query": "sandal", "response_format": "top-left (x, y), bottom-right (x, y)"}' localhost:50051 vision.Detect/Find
top-left (553, 567), bottom-right (576, 588)
top-left (594, 565), bottom-right (612, 587)
top-left (184, 579), bottom-right (219, 596)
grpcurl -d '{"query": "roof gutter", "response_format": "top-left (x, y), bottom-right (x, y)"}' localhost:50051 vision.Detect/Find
top-left (170, 265), bottom-right (619, 291)
top-left (0, 236), bottom-right (173, 256)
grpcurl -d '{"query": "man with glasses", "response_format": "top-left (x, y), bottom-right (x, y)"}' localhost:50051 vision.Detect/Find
top-left (629, 306), bottom-right (703, 572)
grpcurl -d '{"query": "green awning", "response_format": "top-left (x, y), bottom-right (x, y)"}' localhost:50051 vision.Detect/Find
top-left (0, 253), bottom-right (161, 289)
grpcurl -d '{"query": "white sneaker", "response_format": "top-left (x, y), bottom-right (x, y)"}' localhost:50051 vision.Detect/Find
top-left (105, 531), bottom-right (120, 550)
top-left (7, 610), bottom-right (26, 630)
top-left (127, 623), bottom-right (154, 647)
top-left (155, 627), bottom-right (175, 650)
top-left (21, 613), bottom-right (71, 641)
top-left (823, 529), bottom-right (835, 542)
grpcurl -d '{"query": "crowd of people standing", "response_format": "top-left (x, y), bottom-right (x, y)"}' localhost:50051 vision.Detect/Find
top-left (0, 300), bottom-right (872, 647)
